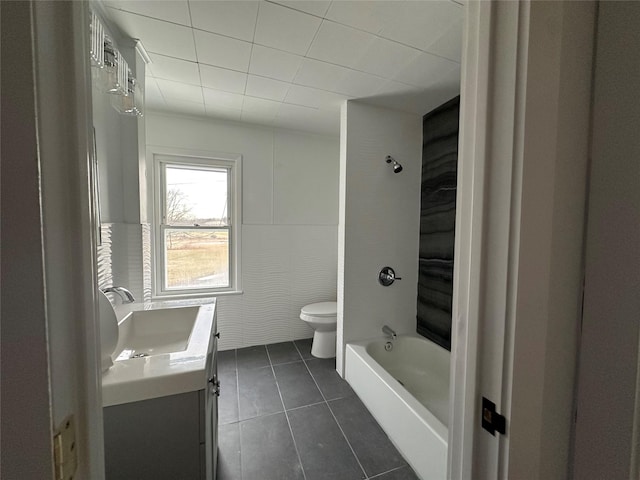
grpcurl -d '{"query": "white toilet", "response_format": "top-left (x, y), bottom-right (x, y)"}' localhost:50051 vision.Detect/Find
top-left (299, 301), bottom-right (337, 358)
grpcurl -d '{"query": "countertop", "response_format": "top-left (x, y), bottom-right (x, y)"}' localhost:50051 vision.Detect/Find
top-left (102, 298), bottom-right (217, 407)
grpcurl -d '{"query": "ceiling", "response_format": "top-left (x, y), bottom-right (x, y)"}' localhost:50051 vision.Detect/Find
top-left (104, 0), bottom-right (462, 135)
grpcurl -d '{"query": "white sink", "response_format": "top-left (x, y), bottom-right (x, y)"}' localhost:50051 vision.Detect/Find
top-left (102, 301), bottom-right (216, 407)
top-left (114, 306), bottom-right (199, 360)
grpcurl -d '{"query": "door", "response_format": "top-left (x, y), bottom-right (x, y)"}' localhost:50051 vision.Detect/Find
top-left (572, 3), bottom-right (640, 478)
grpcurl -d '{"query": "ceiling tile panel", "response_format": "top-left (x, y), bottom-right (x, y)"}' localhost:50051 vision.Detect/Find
top-left (271, 1), bottom-right (331, 18)
top-left (335, 69), bottom-right (386, 98)
top-left (324, 1), bottom-right (386, 36)
top-left (284, 84), bottom-right (347, 110)
top-left (293, 58), bottom-right (346, 91)
top-left (203, 88), bottom-right (245, 111)
top-left (147, 53), bottom-right (200, 85)
top-left (356, 37), bottom-right (420, 79)
top-left (375, 1), bottom-right (461, 51)
top-left (205, 107), bottom-right (243, 122)
top-left (107, 9), bottom-right (197, 61)
top-left (393, 52), bottom-right (459, 88)
top-left (105, 1), bottom-right (191, 26)
top-left (194, 29), bottom-right (252, 72)
top-left (254, 2), bottom-right (322, 55)
top-left (189, 1), bottom-right (260, 42)
top-left (424, 17), bottom-right (463, 62)
top-left (248, 45), bottom-right (304, 82)
top-left (306, 21), bottom-right (376, 69)
top-left (242, 96), bottom-right (282, 117)
top-left (163, 98), bottom-right (206, 116)
top-left (245, 75), bottom-right (291, 101)
top-left (156, 78), bottom-right (203, 103)
top-left (199, 65), bottom-right (247, 94)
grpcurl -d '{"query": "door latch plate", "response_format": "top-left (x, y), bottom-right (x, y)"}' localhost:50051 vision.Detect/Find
top-left (482, 397), bottom-right (506, 436)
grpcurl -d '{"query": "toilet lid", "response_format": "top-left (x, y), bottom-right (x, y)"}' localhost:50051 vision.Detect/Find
top-left (300, 301), bottom-right (337, 317)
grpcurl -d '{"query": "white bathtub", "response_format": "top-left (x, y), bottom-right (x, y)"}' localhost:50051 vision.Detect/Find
top-left (345, 335), bottom-right (449, 479)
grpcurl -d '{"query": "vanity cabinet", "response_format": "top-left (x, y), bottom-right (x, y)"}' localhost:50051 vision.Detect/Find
top-left (104, 390), bottom-right (206, 479)
top-left (104, 311), bottom-right (219, 480)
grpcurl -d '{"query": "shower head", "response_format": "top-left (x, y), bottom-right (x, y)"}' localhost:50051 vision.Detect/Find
top-left (385, 155), bottom-right (403, 174)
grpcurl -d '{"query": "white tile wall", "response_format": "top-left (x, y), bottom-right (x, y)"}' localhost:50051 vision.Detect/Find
top-left (337, 101), bottom-right (422, 373)
top-left (215, 224), bottom-right (336, 350)
top-left (97, 222), bottom-right (151, 303)
top-left (146, 113), bottom-right (339, 350)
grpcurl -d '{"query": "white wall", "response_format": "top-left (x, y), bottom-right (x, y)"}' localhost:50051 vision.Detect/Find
top-left (337, 101), bottom-right (422, 373)
top-left (146, 113), bottom-right (340, 350)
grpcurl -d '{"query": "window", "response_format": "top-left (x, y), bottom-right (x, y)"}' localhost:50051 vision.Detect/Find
top-left (152, 151), bottom-right (241, 297)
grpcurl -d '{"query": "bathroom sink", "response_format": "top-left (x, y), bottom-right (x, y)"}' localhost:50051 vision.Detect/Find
top-left (102, 301), bottom-right (216, 407)
top-left (113, 306), bottom-right (200, 360)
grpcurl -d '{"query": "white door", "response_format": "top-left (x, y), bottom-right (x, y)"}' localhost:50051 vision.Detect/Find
top-left (450, 1), bottom-right (596, 478)
top-left (572, 3), bottom-right (640, 478)
top-left (1, 2), bottom-right (104, 479)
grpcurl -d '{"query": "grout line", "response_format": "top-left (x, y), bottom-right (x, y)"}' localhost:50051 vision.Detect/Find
top-left (298, 349), bottom-right (370, 480)
top-left (233, 348), bottom-right (242, 480)
top-left (265, 345), bottom-right (308, 480)
top-left (325, 398), bottom-right (370, 480)
top-left (284, 400), bottom-right (327, 414)
top-left (368, 465), bottom-right (409, 479)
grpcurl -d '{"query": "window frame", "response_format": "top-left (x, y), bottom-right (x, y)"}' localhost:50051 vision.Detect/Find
top-left (149, 147), bottom-right (242, 298)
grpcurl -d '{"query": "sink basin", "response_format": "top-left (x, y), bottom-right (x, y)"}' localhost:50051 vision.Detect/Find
top-left (102, 301), bottom-right (216, 407)
top-left (114, 306), bottom-right (200, 361)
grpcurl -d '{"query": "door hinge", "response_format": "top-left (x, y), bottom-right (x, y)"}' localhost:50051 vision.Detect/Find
top-left (482, 397), bottom-right (506, 436)
top-left (53, 414), bottom-right (77, 480)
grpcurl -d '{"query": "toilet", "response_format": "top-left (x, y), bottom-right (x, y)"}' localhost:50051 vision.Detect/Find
top-left (299, 301), bottom-right (337, 358)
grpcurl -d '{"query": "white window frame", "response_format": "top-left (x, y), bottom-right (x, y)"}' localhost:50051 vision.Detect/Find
top-left (149, 146), bottom-right (242, 298)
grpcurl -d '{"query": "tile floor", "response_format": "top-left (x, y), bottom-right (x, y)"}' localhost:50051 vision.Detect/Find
top-left (216, 338), bottom-right (419, 480)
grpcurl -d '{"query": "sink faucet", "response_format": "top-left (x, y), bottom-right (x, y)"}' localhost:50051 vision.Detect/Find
top-left (382, 325), bottom-right (397, 340)
top-left (102, 286), bottom-right (135, 304)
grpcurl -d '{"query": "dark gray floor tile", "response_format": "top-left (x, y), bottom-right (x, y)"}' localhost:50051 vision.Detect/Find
top-left (288, 403), bottom-right (365, 480)
top-left (294, 338), bottom-right (314, 360)
top-left (219, 370), bottom-right (239, 425)
top-left (370, 466), bottom-right (420, 480)
top-left (238, 366), bottom-right (283, 420)
top-left (240, 413), bottom-right (304, 480)
top-left (236, 345), bottom-right (269, 370)
top-left (217, 423), bottom-right (241, 480)
top-left (218, 349), bottom-right (236, 375)
top-left (329, 396), bottom-right (406, 477)
top-left (267, 341), bottom-right (302, 365)
top-left (274, 361), bottom-right (323, 410)
top-left (306, 358), bottom-right (355, 400)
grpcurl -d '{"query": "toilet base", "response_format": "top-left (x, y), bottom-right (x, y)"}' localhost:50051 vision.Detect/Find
top-left (311, 330), bottom-right (336, 358)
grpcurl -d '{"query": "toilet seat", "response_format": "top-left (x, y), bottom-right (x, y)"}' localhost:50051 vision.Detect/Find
top-left (300, 302), bottom-right (337, 322)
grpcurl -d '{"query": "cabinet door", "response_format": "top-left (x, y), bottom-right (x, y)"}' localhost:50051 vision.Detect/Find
top-left (205, 335), bottom-right (219, 479)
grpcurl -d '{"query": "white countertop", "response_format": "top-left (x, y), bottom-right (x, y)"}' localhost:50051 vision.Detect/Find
top-left (102, 299), bottom-right (217, 407)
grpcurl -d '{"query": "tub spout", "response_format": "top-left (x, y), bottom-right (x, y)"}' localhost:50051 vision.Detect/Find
top-left (382, 325), bottom-right (397, 340)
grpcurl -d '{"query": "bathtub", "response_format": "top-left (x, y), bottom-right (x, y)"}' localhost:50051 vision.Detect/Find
top-left (345, 335), bottom-right (449, 479)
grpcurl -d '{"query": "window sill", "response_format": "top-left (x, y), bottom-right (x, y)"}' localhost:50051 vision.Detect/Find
top-left (151, 290), bottom-right (243, 302)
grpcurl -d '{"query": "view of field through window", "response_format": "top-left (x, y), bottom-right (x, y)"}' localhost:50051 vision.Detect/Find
top-left (164, 165), bottom-right (230, 290)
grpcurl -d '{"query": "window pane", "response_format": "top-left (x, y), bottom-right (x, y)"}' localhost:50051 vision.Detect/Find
top-left (165, 166), bottom-right (228, 226)
top-left (164, 229), bottom-right (229, 289)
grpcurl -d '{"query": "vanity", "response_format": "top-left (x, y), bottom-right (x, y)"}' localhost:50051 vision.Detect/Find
top-left (101, 300), bottom-right (218, 480)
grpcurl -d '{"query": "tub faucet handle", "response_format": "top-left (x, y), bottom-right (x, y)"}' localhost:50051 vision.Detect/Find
top-left (379, 266), bottom-right (401, 286)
